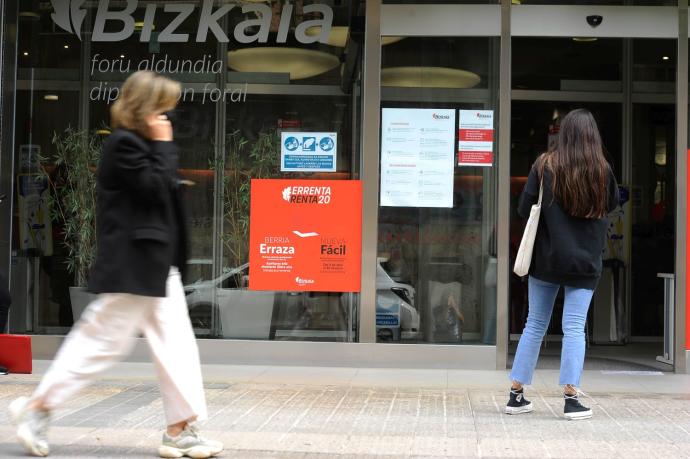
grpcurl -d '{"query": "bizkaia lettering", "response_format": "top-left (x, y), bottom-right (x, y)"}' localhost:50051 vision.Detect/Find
top-left (281, 186), bottom-right (332, 204)
top-left (432, 113), bottom-right (450, 120)
top-left (50, 0), bottom-right (333, 44)
top-left (476, 113), bottom-right (492, 119)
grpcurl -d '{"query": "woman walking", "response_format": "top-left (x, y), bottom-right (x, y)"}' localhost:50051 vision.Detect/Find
top-left (506, 108), bottom-right (619, 420)
top-left (9, 71), bottom-right (223, 458)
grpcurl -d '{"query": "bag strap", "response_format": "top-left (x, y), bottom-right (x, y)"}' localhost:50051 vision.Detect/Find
top-left (537, 179), bottom-right (543, 206)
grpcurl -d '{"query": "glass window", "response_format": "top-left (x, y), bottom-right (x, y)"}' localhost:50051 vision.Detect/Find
top-left (383, 1), bottom-right (498, 3)
top-left (629, 38), bottom-right (677, 338)
top-left (378, 36), bottom-right (499, 345)
top-left (633, 39), bottom-right (676, 89)
top-left (17, 2), bottom-right (81, 74)
top-left (218, 1), bottom-right (361, 342)
top-left (513, 38), bottom-right (622, 91)
top-left (517, 1), bottom-right (676, 5)
top-left (8, 0), bottom-right (363, 342)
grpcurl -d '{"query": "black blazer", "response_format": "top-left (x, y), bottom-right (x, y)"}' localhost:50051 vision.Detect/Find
top-left (88, 129), bottom-right (188, 297)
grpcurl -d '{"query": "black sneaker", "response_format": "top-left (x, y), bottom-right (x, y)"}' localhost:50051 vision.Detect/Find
top-left (505, 387), bottom-right (534, 415)
top-left (564, 392), bottom-right (592, 420)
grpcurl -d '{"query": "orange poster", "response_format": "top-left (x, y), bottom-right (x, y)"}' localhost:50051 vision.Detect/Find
top-left (249, 179), bottom-right (362, 292)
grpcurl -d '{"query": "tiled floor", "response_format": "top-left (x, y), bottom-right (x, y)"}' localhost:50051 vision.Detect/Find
top-left (0, 362), bottom-right (689, 458)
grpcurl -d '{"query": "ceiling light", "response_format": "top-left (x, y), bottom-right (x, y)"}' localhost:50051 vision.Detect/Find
top-left (228, 48), bottom-right (339, 80)
top-left (572, 37), bottom-right (598, 42)
top-left (19, 11), bottom-right (40, 19)
top-left (382, 37), bottom-right (404, 46)
top-left (304, 26), bottom-right (403, 47)
top-left (662, 56), bottom-right (670, 60)
top-left (23, 52), bottom-right (29, 56)
top-left (306, 26), bottom-right (349, 47)
top-left (64, 45), bottom-right (69, 49)
top-left (120, 54), bottom-right (125, 58)
top-left (44, 95), bottom-right (59, 101)
top-left (134, 21), bottom-right (155, 31)
top-left (381, 67), bottom-right (481, 89)
top-left (96, 129), bottom-right (112, 136)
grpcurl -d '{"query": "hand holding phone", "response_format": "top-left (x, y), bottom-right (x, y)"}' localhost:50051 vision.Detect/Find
top-left (146, 114), bottom-right (173, 142)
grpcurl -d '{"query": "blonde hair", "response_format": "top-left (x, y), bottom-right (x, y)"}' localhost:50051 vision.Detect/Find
top-left (111, 71), bottom-right (181, 137)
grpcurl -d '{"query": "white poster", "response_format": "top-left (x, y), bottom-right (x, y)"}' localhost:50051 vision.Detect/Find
top-left (280, 132), bottom-right (337, 172)
top-left (458, 110), bottom-right (494, 167)
top-left (380, 108), bottom-right (455, 208)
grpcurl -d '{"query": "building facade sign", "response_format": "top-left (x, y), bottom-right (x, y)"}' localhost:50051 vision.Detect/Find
top-left (50, 0), bottom-right (333, 44)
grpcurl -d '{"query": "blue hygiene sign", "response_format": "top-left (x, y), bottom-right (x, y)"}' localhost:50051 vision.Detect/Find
top-left (280, 132), bottom-right (337, 172)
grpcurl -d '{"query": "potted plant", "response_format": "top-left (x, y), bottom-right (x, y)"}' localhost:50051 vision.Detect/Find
top-left (42, 127), bottom-right (102, 322)
top-left (220, 128), bottom-right (281, 271)
top-left (187, 128), bottom-right (281, 338)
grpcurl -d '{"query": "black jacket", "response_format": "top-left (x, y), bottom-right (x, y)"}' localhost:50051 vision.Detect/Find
top-left (518, 164), bottom-right (619, 290)
top-left (88, 129), bottom-right (188, 297)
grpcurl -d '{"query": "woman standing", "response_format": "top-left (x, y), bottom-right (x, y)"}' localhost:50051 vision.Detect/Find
top-left (9, 71), bottom-right (223, 458)
top-left (506, 109), bottom-right (619, 420)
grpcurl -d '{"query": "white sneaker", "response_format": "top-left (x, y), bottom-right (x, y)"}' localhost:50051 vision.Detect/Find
top-left (9, 396), bottom-right (51, 457)
top-left (158, 422), bottom-right (223, 458)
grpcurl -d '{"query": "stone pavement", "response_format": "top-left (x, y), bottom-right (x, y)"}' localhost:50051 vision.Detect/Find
top-left (1, 362), bottom-right (690, 458)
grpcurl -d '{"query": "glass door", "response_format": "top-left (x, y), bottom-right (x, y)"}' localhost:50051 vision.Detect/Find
top-left (510, 3), bottom-right (678, 369)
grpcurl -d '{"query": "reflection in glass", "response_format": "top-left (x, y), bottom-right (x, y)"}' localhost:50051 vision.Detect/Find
top-left (513, 38), bottom-right (622, 91)
top-left (378, 36), bottom-right (499, 345)
top-left (7, 0), bottom-right (363, 342)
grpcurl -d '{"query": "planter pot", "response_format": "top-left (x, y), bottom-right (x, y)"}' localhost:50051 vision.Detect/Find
top-left (218, 290), bottom-right (275, 339)
top-left (69, 287), bottom-right (97, 323)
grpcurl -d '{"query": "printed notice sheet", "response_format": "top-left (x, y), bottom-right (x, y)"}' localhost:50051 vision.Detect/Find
top-left (380, 108), bottom-right (455, 208)
top-left (458, 110), bottom-right (494, 167)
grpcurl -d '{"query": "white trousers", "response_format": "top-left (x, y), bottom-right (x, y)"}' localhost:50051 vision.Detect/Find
top-left (31, 268), bottom-right (208, 425)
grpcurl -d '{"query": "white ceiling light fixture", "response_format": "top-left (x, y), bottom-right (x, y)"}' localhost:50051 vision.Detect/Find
top-left (135, 21), bottom-right (154, 31)
top-left (381, 66), bottom-right (481, 89)
top-left (228, 48), bottom-right (339, 80)
top-left (382, 36), bottom-right (404, 46)
top-left (572, 37), bottom-right (598, 42)
top-left (663, 56), bottom-right (670, 60)
top-left (304, 26), bottom-right (403, 47)
top-left (44, 95), bottom-right (59, 101)
top-left (306, 26), bottom-right (348, 47)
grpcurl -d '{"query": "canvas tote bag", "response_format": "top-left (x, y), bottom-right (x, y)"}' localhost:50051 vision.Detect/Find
top-left (513, 180), bottom-right (543, 277)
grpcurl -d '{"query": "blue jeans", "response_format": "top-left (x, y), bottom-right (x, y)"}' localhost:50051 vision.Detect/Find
top-left (510, 276), bottom-right (594, 387)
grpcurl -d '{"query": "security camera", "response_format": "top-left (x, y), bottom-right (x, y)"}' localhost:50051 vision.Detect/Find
top-left (586, 15), bottom-right (603, 28)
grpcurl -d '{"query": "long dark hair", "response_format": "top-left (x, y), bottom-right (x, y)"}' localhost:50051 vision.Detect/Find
top-left (538, 109), bottom-right (610, 218)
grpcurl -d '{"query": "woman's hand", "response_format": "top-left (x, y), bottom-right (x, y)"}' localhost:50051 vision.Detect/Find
top-left (146, 114), bottom-right (173, 141)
